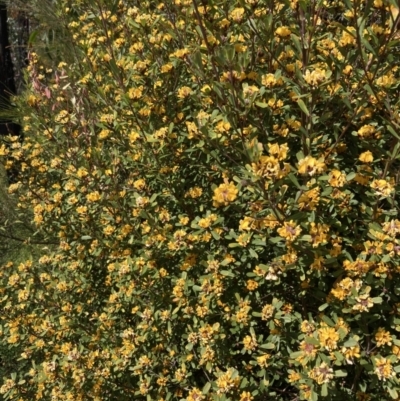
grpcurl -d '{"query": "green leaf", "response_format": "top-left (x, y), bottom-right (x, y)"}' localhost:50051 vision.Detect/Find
top-left (240, 377), bottom-right (249, 389)
top-left (343, 338), bottom-right (358, 347)
top-left (288, 172), bottom-right (302, 189)
top-left (249, 248), bottom-right (258, 259)
top-left (321, 315), bottom-right (335, 327)
top-left (311, 389), bottom-right (318, 401)
top-left (211, 230), bottom-right (220, 240)
top-left (297, 99), bottom-right (310, 116)
top-left (335, 369), bottom-right (347, 377)
top-left (386, 124), bottom-right (400, 140)
top-left (202, 382), bottom-right (211, 394)
top-left (220, 270), bottom-right (235, 277)
top-left (28, 30), bottom-right (39, 45)
top-left (346, 172), bottom-right (356, 181)
top-left (260, 343), bottom-right (275, 349)
top-left (321, 383), bottom-right (328, 397)
top-left (305, 336), bottom-right (320, 346)
top-left (388, 387), bottom-right (398, 399)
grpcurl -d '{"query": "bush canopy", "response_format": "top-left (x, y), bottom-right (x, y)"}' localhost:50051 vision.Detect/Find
top-left (1, 0), bottom-right (400, 400)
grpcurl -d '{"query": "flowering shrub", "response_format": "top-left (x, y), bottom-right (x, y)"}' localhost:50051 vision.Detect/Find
top-left (2, 0), bottom-right (400, 400)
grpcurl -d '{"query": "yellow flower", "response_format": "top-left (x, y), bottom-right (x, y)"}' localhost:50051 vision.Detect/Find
top-left (308, 362), bottom-right (334, 385)
top-left (187, 388), bottom-right (204, 401)
top-left (133, 178), bottom-right (146, 190)
top-left (161, 63), bottom-right (173, 73)
top-left (318, 327), bottom-right (339, 351)
top-left (215, 120), bottom-right (231, 134)
top-left (342, 345), bottom-right (360, 364)
top-left (262, 73), bottom-right (283, 87)
top-left (277, 220), bottom-right (302, 242)
top-left (275, 26), bottom-right (291, 37)
top-left (299, 384), bottom-right (312, 400)
top-left (359, 151), bottom-right (374, 163)
top-left (357, 124), bottom-right (376, 138)
top-left (288, 371), bottom-right (301, 383)
top-left (374, 357), bottom-right (394, 381)
top-left (156, 377), bottom-right (168, 386)
top-left (375, 328), bottom-right (392, 347)
top-left (251, 155), bottom-right (280, 178)
top-left (246, 279), bottom-right (258, 291)
top-left (297, 341), bottom-right (317, 364)
top-left (309, 222), bottom-right (329, 247)
top-left (298, 156), bottom-right (326, 176)
top-left (239, 391), bottom-right (254, 401)
top-left (212, 180), bottom-right (238, 207)
top-left (256, 354), bottom-right (271, 367)
top-left (179, 216), bottom-right (189, 225)
top-left (328, 169), bottom-right (346, 187)
top-left (353, 292), bottom-right (373, 312)
top-left (177, 86), bottom-right (192, 99)
top-left (128, 86), bottom-right (143, 100)
top-left (268, 143), bottom-right (289, 160)
top-left (86, 191), bottom-right (101, 202)
top-left (243, 335), bottom-right (257, 351)
top-left (298, 187), bottom-right (320, 210)
top-left (339, 27), bottom-right (356, 46)
top-left (55, 110), bottom-right (70, 124)
top-left (230, 7), bottom-right (245, 22)
top-left (261, 304), bottom-right (274, 320)
top-left (243, 84), bottom-right (259, 98)
top-left (382, 219), bottom-right (400, 236)
top-left (237, 233), bottom-right (250, 247)
top-left (185, 187), bottom-right (203, 199)
top-left (370, 179), bottom-right (394, 198)
top-left (301, 320), bottom-right (315, 335)
top-left (216, 368), bottom-right (240, 394)
top-left (239, 216), bottom-right (256, 231)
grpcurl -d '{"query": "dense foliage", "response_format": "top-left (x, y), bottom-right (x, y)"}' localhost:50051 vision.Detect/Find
top-left (1, 0), bottom-right (400, 400)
